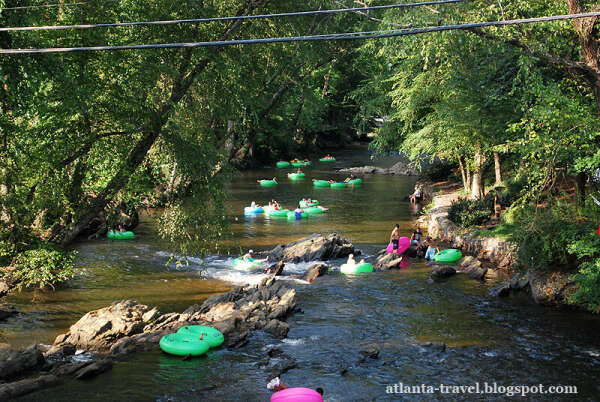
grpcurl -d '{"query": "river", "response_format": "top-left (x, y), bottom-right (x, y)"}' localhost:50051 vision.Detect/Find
top-left (3, 147), bottom-right (600, 400)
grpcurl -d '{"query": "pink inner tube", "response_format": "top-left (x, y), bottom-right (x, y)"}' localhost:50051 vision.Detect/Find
top-left (271, 388), bottom-right (323, 402)
top-left (386, 237), bottom-right (411, 255)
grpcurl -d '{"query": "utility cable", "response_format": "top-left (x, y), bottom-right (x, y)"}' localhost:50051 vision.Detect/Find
top-left (0, 0), bottom-right (470, 32)
top-left (2, 11), bottom-right (599, 54)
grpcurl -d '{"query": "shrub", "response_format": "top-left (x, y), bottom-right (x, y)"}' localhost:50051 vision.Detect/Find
top-left (12, 247), bottom-right (77, 290)
top-left (447, 197), bottom-right (493, 227)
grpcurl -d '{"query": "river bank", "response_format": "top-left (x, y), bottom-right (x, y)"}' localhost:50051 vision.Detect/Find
top-left (423, 187), bottom-right (580, 309)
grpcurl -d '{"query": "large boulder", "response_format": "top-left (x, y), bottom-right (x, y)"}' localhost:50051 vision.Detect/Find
top-left (0, 345), bottom-right (45, 381)
top-left (429, 266), bottom-right (456, 280)
top-left (528, 270), bottom-right (577, 307)
top-left (263, 233), bottom-right (356, 262)
top-left (302, 263), bottom-right (328, 283)
top-left (375, 250), bottom-right (404, 270)
top-left (456, 256), bottom-right (488, 280)
top-left (54, 300), bottom-right (160, 350)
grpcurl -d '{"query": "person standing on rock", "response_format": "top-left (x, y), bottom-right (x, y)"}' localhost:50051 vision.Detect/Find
top-left (390, 224), bottom-right (400, 251)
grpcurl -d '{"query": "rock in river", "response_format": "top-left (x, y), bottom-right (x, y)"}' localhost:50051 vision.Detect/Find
top-left (262, 233), bottom-right (356, 262)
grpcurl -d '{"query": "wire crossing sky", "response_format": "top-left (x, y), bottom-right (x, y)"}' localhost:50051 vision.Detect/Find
top-left (0, 0), bottom-right (470, 32)
top-left (1, 12), bottom-right (599, 55)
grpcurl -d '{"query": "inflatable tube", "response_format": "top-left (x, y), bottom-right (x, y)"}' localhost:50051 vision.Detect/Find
top-left (347, 178), bottom-right (363, 185)
top-left (268, 209), bottom-right (290, 218)
top-left (330, 182), bottom-right (347, 189)
top-left (159, 333), bottom-right (210, 357)
top-left (313, 180), bottom-right (330, 188)
top-left (303, 161), bottom-right (312, 166)
top-left (304, 207), bottom-right (324, 215)
top-left (386, 237), bottom-right (411, 255)
top-left (233, 257), bottom-right (263, 270)
top-left (291, 162), bottom-right (305, 167)
top-left (299, 200), bottom-right (319, 208)
top-left (287, 211), bottom-right (308, 220)
top-left (340, 262), bottom-right (374, 274)
top-left (276, 161), bottom-right (290, 168)
top-left (319, 157), bottom-right (336, 162)
top-left (271, 388), bottom-right (323, 402)
top-left (107, 231), bottom-right (134, 240)
top-left (244, 206), bottom-right (264, 215)
top-left (259, 180), bottom-right (277, 187)
top-left (288, 173), bottom-right (306, 180)
top-left (176, 325), bottom-right (224, 348)
top-left (433, 249), bottom-right (462, 263)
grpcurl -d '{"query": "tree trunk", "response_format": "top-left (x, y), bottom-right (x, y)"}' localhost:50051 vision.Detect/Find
top-left (56, 0), bottom-right (272, 246)
top-left (458, 156), bottom-right (469, 193)
top-left (567, 0), bottom-right (600, 114)
top-left (493, 151), bottom-right (502, 186)
top-left (576, 172), bottom-right (587, 206)
top-left (471, 150), bottom-right (486, 200)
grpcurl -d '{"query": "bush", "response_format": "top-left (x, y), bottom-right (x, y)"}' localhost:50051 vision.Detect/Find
top-left (12, 247), bottom-right (77, 290)
top-left (571, 260), bottom-right (600, 313)
top-left (447, 197), bottom-right (493, 227)
top-left (422, 160), bottom-right (458, 182)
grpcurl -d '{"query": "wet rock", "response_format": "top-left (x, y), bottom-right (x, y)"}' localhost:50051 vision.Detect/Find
top-left (429, 266), bottom-right (456, 280)
top-left (0, 345), bottom-right (45, 380)
top-left (266, 347), bottom-right (284, 358)
top-left (264, 319), bottom-right (290, 338)
top-left (264, 261), bottom-right (285, 276)
top-left (54, 300), bottom-right (160, 350)
top-left (302, 263), bottom-right (328, 283)
top-left (43, 343), bottom-right (76, 360)
top-left (0, 304), bottom-right (18, 321)
top-left (489, 282), bottom-right (511, 297)
top-left (74, 358), bottom-right (113, 379)
top-left (457, 256), bottom-right (487, 280)
top-left (509, 274), bottom-right (529, 290)
top-left (266, 356), bottom-right (297, 377)
top-left (375, 251), bottom-right (404, 270)
top-left (358, 345), bottom-right (380, 363)
top-left (50, 361), bottom-right (92, 377)
top-left (263, 233), bottom-right (356, 262)
top-left (0, 375), bottom-right (60, 400)
top-left (421, 342), bottom-right (446, 352)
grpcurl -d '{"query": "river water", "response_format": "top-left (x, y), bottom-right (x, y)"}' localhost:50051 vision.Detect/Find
top-left (3, 147), bottom-right (600, 400)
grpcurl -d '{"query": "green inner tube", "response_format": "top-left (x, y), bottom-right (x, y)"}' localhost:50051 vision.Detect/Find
top-left (107, 231), bottom-right (134, 240)
top-left (259, 180), bottom-right (277, 187)
top-left (286, 211), bottom-right (308, 220)
top-left (276, 161), bottom-right (290, 168)
top-left (313, 180), bottom-right (330, 188)
top-left (304, 206), bottom-right (323, 214)
top-left (268, 209), bottom-right (290, 217)
top-left (288, 173), bottom-right (306, 180)
top-left (299, 200), bottom-right (319, 208)
top-left (330, 182), bottom-right (347, 189)
top-left (433, 249), bottom-right (463, 263)
top-left (340, 262), bottom-right (374, 274)
top-left (159, 333), bottom-right (210, 356)
top-left (347, 178), bottom-right (363, 185)
top-left (319, 158), bottom-right (336, 162)
top-left (177, 325), bottom-right (224, 348)
top-left (303, 161), bottom-right (312, 166)
top-left (291, 162), bottom-right (305, 167)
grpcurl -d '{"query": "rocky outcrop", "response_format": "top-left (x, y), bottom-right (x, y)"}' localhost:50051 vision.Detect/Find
top-left (54, 277), bottom-right (296, 353)
top-left (54, 300), bottom-right (160, 350)
top-left (528, 270), bottom-right (578, 307)
top-left (302, 263), bottom-right (328, 283)
top-left (0, 278), bottom-right (299, 400)
top-left (456, 256), bottom-right (487, 280)
top-left (338, 161), bottom-right (417, 176)
top-left (375, 250), bottom-right (404, 270)
top-left (262, 233), bottom-right (356, 262)
top-left (427, 194), bottom-right (517, 271)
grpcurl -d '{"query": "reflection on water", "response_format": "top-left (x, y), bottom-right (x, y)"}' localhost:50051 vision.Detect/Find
top-left (5, 147), bottom-right (600, 400)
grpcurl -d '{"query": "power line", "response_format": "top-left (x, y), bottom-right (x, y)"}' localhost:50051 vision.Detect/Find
top-left (0, 1), bottom-right (115, 11)
top-left (0, 0), bottom-right (470, 32)
top-left (2, 12), bottom-right (599, 54)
